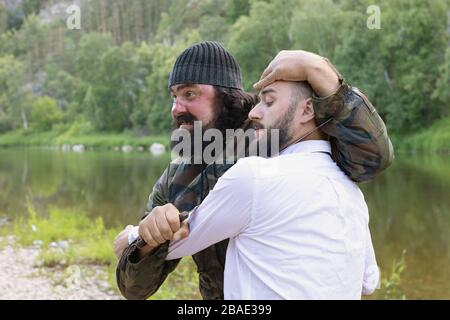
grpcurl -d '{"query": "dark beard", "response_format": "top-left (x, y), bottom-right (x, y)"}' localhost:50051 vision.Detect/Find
top-left (170, 110), bottom-right (228, 165)
top-left (249, 100), bottom-right (297, 157)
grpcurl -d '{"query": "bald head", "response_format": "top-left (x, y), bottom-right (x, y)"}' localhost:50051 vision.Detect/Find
top-left (289, 81), bottom-right (313, 107)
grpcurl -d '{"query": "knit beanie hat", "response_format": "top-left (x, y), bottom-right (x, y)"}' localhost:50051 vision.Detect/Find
top-left (168, 41), bottom-right (243, 90)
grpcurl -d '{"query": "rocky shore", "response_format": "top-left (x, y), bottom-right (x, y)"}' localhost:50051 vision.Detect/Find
top-left (0, 236), bottom-right (122, 300)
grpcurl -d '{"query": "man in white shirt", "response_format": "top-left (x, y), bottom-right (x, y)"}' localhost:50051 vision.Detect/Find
top-left (137, 79), bottom-right (380, 299)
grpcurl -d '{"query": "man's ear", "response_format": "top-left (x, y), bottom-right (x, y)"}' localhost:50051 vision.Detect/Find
top-left (299, 98), bottom-right (315, 123)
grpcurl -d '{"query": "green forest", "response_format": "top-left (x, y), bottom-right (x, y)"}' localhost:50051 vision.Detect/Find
top-left (0, 0), bottom-right (449, 151)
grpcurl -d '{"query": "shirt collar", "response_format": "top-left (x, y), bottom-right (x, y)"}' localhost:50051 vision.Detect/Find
top-left (278, 140), bottom-right (331, 156)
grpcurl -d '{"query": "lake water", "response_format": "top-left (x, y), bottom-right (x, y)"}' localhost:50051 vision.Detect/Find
top-left (0, 148), bottom-right (449, 299)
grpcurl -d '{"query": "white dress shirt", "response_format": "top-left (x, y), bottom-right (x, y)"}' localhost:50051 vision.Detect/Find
top-left (167, 140), bottom-right (380, 299)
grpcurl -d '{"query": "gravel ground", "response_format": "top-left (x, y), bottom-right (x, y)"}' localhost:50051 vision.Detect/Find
top-left (0, 236), bottom-right (122, 300)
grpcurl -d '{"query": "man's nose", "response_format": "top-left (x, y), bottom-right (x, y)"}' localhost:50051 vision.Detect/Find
top-left (248, 104), bottom-right (262, 121)
top-left (171, 99), bottom-right (188, 118)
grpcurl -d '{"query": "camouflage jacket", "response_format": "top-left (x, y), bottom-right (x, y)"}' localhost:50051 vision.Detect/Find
top-left (116, 81), bottom-right (394, 300)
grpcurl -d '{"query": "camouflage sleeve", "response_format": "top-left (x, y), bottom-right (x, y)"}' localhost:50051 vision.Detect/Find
top-left (116, 166), bottom-right (182, 300)
top-left (116, 162), bottom-right (232, 300)
top-left (173, 163), bottom-right (235, 212)
top-left (313, 80), bottom-right (394, 183)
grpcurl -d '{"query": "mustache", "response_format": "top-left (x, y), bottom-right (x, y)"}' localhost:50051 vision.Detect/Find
top-left (250, 120), bottom-right (265, 130)
top-left (174, 113), bottom-right (198, 127)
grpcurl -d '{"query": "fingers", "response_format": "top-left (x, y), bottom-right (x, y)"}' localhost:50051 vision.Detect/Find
top-left (165, 204), bottom-right (181, 233)
top-left (254, 50), bottom-right (317, 90)
top-left (147, 215), bottom-right (166, 244)
top-left (173, 221), bottom-right (189, 242)
top-left (253, 51), bottom-right (286, 89)
top-left (253, 70), bottom-right (277, 90)
top-left (139, 222), bottom-right (159, 248)
top-left (138, 204), bottom-right (182, 248)
top-left (259, 66), bottom-right (273, 81)
top-left (155, 214), bottom-right (173, 241)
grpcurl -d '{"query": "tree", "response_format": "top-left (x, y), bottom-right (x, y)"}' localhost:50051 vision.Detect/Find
top-left (331, 0), bottom-right (450, 132)
top-left (30, 96), bottom-right (61, 131)
top-left (22, 0), bottom-right (43, 17)
top-left (43, 63), bottom-right (81, 116)
top-left (290, 0), bottom-right (353, 58)
top-left (433, 46), bottom-right (450, 117)
top-left (80, 42), bottom-right (142, 131)
top-left (0, 3), bottom-right (7, 33)
top-left (226, 0), bottom-right (250, 24)
top-left (333, 10), bottom-right (395, 123)
top-left (198, 0), bottom-right (229, 42)
top-left (376, 0), bottom-right (449, 130)
top-left (227, 0), bottom-right (294, 89)
top-left (156, 1), bottom-right (201, 44)
top-left (0, 0), bottom-right (449, 137)
top-left (0, 55), bottom-right (32, 130)
top-left (76, 33), bottom-right (113, 84)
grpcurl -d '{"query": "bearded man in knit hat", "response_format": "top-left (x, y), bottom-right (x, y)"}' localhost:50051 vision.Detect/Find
top-left (115, 41), bottom-right (393, 299)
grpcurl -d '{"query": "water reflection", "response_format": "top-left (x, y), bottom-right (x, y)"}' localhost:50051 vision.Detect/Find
top-left (361, 155), bottom-right (450, 299)
top-left (0, 148), bottom-right (170, 226)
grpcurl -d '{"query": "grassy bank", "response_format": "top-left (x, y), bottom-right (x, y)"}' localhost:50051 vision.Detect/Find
top-left (0, 130), bottom-right (170, 150)
top-left (0, 203), bottom-right (201, 299)
top-left (395, 118), bottom-right (450, 154)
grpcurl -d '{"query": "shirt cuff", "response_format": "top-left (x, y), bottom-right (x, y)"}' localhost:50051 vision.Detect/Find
top-left (362, 265), bottom-right (381, 295)
top-left (128, 226), bottom-right (140, 245)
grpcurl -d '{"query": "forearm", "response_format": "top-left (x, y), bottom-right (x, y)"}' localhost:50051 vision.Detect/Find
top-left (116, 241), bottom-right (180, 300)
top-left (313, 82), bottom-right (394, 182)
top-left (306, 57), bottom-right (341, 97)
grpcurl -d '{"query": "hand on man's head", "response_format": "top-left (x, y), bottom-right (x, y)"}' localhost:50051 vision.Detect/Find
top-left (253, 50), bottom-right (316, 90)
top-left (253, 50), bottom-right (340, 97)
